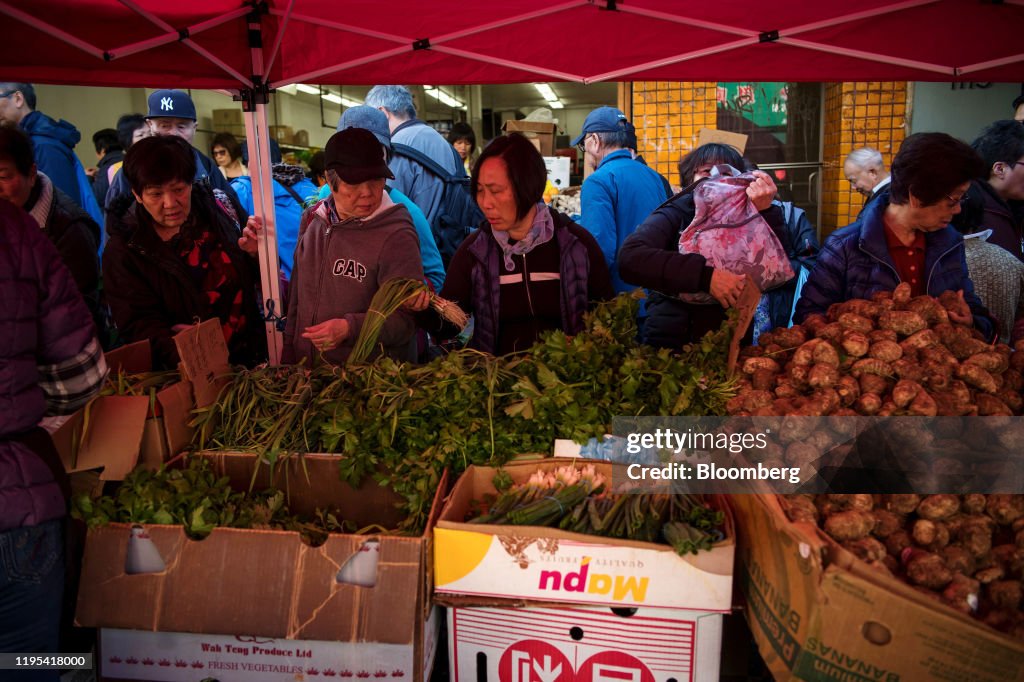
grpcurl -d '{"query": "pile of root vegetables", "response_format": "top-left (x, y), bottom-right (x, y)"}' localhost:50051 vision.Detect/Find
top-left (783, 493), bottom-right (1024, 640)
top-left (732, 283), bottom-right (1023, 416)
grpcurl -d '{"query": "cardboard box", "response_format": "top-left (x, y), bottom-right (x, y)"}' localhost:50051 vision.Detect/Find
top-left (448, 604), bottom-right (722, 682)
top-left (215, 123), bottom-right (247, 139)
top-left (543, 156), bottom-right (570, 190)
top-left (434, 459), bottom-right (734, 611)
top-left (502, 120), bottom-right (556, 156)
top-left (293, 129), bottom-right (310, 147)
top-left (51, 339), bottom-right (195, 479)
top-left (697, 128), bottom-right (748, 154)
top-left (731, 494), bottom-right (1024, 682)
top-left (98, 607), bottom-right (441, 681)
top-left (77, 452), bottom-right (449, 682)
top-left (212, 109), bottom-right (244, 127)
top-left (270, 125), bottom-right (294, 145)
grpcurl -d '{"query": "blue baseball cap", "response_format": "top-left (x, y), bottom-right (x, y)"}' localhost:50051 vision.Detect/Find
top-left (337, 105), bottom-right (391, 150)
top-left (571, 106), bottom-right (628, 146)
top-left (147, 89), bottom-right (197, 120)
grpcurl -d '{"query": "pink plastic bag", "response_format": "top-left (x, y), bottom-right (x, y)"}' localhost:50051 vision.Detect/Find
top-left (677, 165), bottom-right (794, 304)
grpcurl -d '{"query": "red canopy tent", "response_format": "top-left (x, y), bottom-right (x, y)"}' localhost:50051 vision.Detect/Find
top-left (3, 0), bottom-right (1022, 360)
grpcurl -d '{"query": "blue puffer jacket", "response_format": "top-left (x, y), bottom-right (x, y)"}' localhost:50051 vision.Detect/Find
top-left (21, 110), bottom-right (103, 227)
top-left (1, 200), bottom-right (97, 531)
top-left (231, 173), bottom-right (318, 280)
top-left (794, 194), bottom-right (995, 340)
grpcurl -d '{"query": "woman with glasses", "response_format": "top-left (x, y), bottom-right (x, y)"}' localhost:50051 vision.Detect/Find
top-left (210, 132), bottom-right (247, 180)
top-left (794, 132), bottom-right (996, 341)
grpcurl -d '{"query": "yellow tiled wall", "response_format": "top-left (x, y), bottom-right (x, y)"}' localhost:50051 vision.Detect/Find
top-left (821, 81), bottom-right (909, 235)
top-left (625, 82), bottom-right (717, 187)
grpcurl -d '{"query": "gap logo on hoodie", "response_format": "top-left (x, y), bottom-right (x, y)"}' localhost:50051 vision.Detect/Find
top-left (333, 258), bottom-right (368, 281)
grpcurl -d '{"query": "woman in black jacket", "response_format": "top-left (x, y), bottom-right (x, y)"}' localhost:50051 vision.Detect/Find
top-left (619, 143), bottom-right (784, 349)
top-left (104, 135), bottom-right (267, 369)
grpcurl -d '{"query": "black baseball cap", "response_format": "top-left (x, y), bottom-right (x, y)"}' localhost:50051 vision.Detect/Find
top-left (325, 127), bottom-right (394, 184)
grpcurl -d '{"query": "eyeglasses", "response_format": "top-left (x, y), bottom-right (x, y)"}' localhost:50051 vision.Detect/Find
top-left (576, 133), bottom-right (592, 153)
top-left (212, 149), bottom-right (228, 157)
top-left (0, 91), bottom-right (15, 99)
top-left (943, 192), bottom-right (967, 208)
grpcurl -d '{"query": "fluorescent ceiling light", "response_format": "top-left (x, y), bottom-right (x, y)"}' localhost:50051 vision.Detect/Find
top-left (277, 84), bottom-right (298, 96)
top-left (534, 83), bottom-right (558, 102)
top-left (549, 101), bottom-right (565, 109)
top-left (295, 83), bottom-right (321, 95)
top-left (321, 92), bottom-right (363, 108)
top-left (424, 86), bottom-right (465, 110)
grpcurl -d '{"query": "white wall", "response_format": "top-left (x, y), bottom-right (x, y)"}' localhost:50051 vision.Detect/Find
top-left (32, 84), bottom-right (144, 168)
top-left (910, 82), bottom-right (1022, 142)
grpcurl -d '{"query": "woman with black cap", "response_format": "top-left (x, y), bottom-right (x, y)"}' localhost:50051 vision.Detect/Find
top-left (281, 127), bottom-right (424, 365)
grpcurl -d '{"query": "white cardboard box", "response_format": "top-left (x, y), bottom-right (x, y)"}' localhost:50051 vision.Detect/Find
top-left (100, 608), bottom-right (441, 681)
top-left (448, 605), bottom-right (722, 682)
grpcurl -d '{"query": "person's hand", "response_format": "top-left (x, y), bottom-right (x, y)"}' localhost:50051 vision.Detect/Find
top-left (746, 171), bottom-right (777, 212)
top-left (709, 269), bottom-right (746, 309)
top-left (403, 291), bottom-right (431, 312)
top-left (302, 318), bottom-right (350, 351)
top-left (171, 323), bottom-right (192, 333)
top-left (946, 289), bottom-right (973, 325)
top-left (237, 215), bottom-right (263, 255)
top-left (85, 166), bottom-right (98, 179)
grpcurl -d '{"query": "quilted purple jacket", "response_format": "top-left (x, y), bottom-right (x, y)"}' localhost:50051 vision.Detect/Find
top-left (0, 200), bottom-right (96, 531)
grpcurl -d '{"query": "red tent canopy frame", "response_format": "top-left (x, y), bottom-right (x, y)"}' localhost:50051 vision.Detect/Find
top-left (3, 0), bottom-right (1023, 362)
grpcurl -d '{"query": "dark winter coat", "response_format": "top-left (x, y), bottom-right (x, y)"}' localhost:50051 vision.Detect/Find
top-left (25, 178), bottom-right (104, 340)
top-left (430, 207), bottom-right (613, 355)
top-left (0, 200), bottom-right (96, 531)
top-left (103, 184), bottom-right (267, 369)
top-left (953, 179), bottom-right (1023, 262)
top-left (619, 190), bottom-right (785, 349)
top-left (794, 193), bottom-right (995, 340)
top-left (763, 200), bottom-right (819, 330)
top-left (92, 148), bottom-right (124, 214)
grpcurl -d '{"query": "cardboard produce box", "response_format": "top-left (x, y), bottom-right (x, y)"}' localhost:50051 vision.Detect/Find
top-left (98, 607), bottom-right (441, 681)
top-left (212, 108), bottom-right (243, 127)
top-left (502, 120), bottom-right (556, 155)
top-left (434, 459), bottom-right (735, 611)
top-left (448, 604), bottom-right (723, 682)
top-left (293, 129), bottom-right (310, 147)
top-left (731, 494), bottom-right (1024, 682)
top-left (269, 125), bottom-right (294, 144)
top-left (77, 452), bottom-right (450, 681)
top-left (51, 339), bottom-right (195, 479)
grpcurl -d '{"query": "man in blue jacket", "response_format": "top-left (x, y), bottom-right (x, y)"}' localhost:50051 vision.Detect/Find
top-left (795, 132), bottom-right (995, 340)
top-left (0, 82), bottom-right (103, 225)
top-left (575, 107), bottom-right (671, 302)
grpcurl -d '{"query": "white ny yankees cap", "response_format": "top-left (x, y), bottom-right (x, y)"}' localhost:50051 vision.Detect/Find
top-left (146, 89), bottom-right (197, 120)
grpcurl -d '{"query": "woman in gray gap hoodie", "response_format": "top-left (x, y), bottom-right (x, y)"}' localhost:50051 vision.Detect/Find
top-left (282, 127), bottom-right (424, 366)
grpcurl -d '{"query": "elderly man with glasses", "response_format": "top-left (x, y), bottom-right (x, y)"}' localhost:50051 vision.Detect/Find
top-left (795, 132), bottom-right (996, 342)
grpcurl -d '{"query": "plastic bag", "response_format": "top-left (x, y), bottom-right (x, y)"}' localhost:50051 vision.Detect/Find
top-left (677, 165), bottom-right (794, 304)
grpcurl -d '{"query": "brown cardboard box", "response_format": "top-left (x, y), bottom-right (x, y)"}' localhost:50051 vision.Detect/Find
top-left (502, 120), bottom-right (556, 156)
top-left (212, 109), bottom-right (243, 127)
top-left (51, 339), bottom-right (196, 479)
top-left (697, 128), bottom-right (748, 154)
top-left (76, 452), bottom-right (450, 681)
top-left (434, 459), bottom-right (735, 611)
top-left (293, 129), bottom-right (310, 147)
top-left (214, 123), bottom-right (246, 139)
top-left (731, 494), bottom-right (1024, 682)
top-left (269, 125), bottom-right (294, 145)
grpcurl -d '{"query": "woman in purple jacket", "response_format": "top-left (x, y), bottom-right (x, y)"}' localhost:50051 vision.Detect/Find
top-left (0, 199), bottom-right (106, 679)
